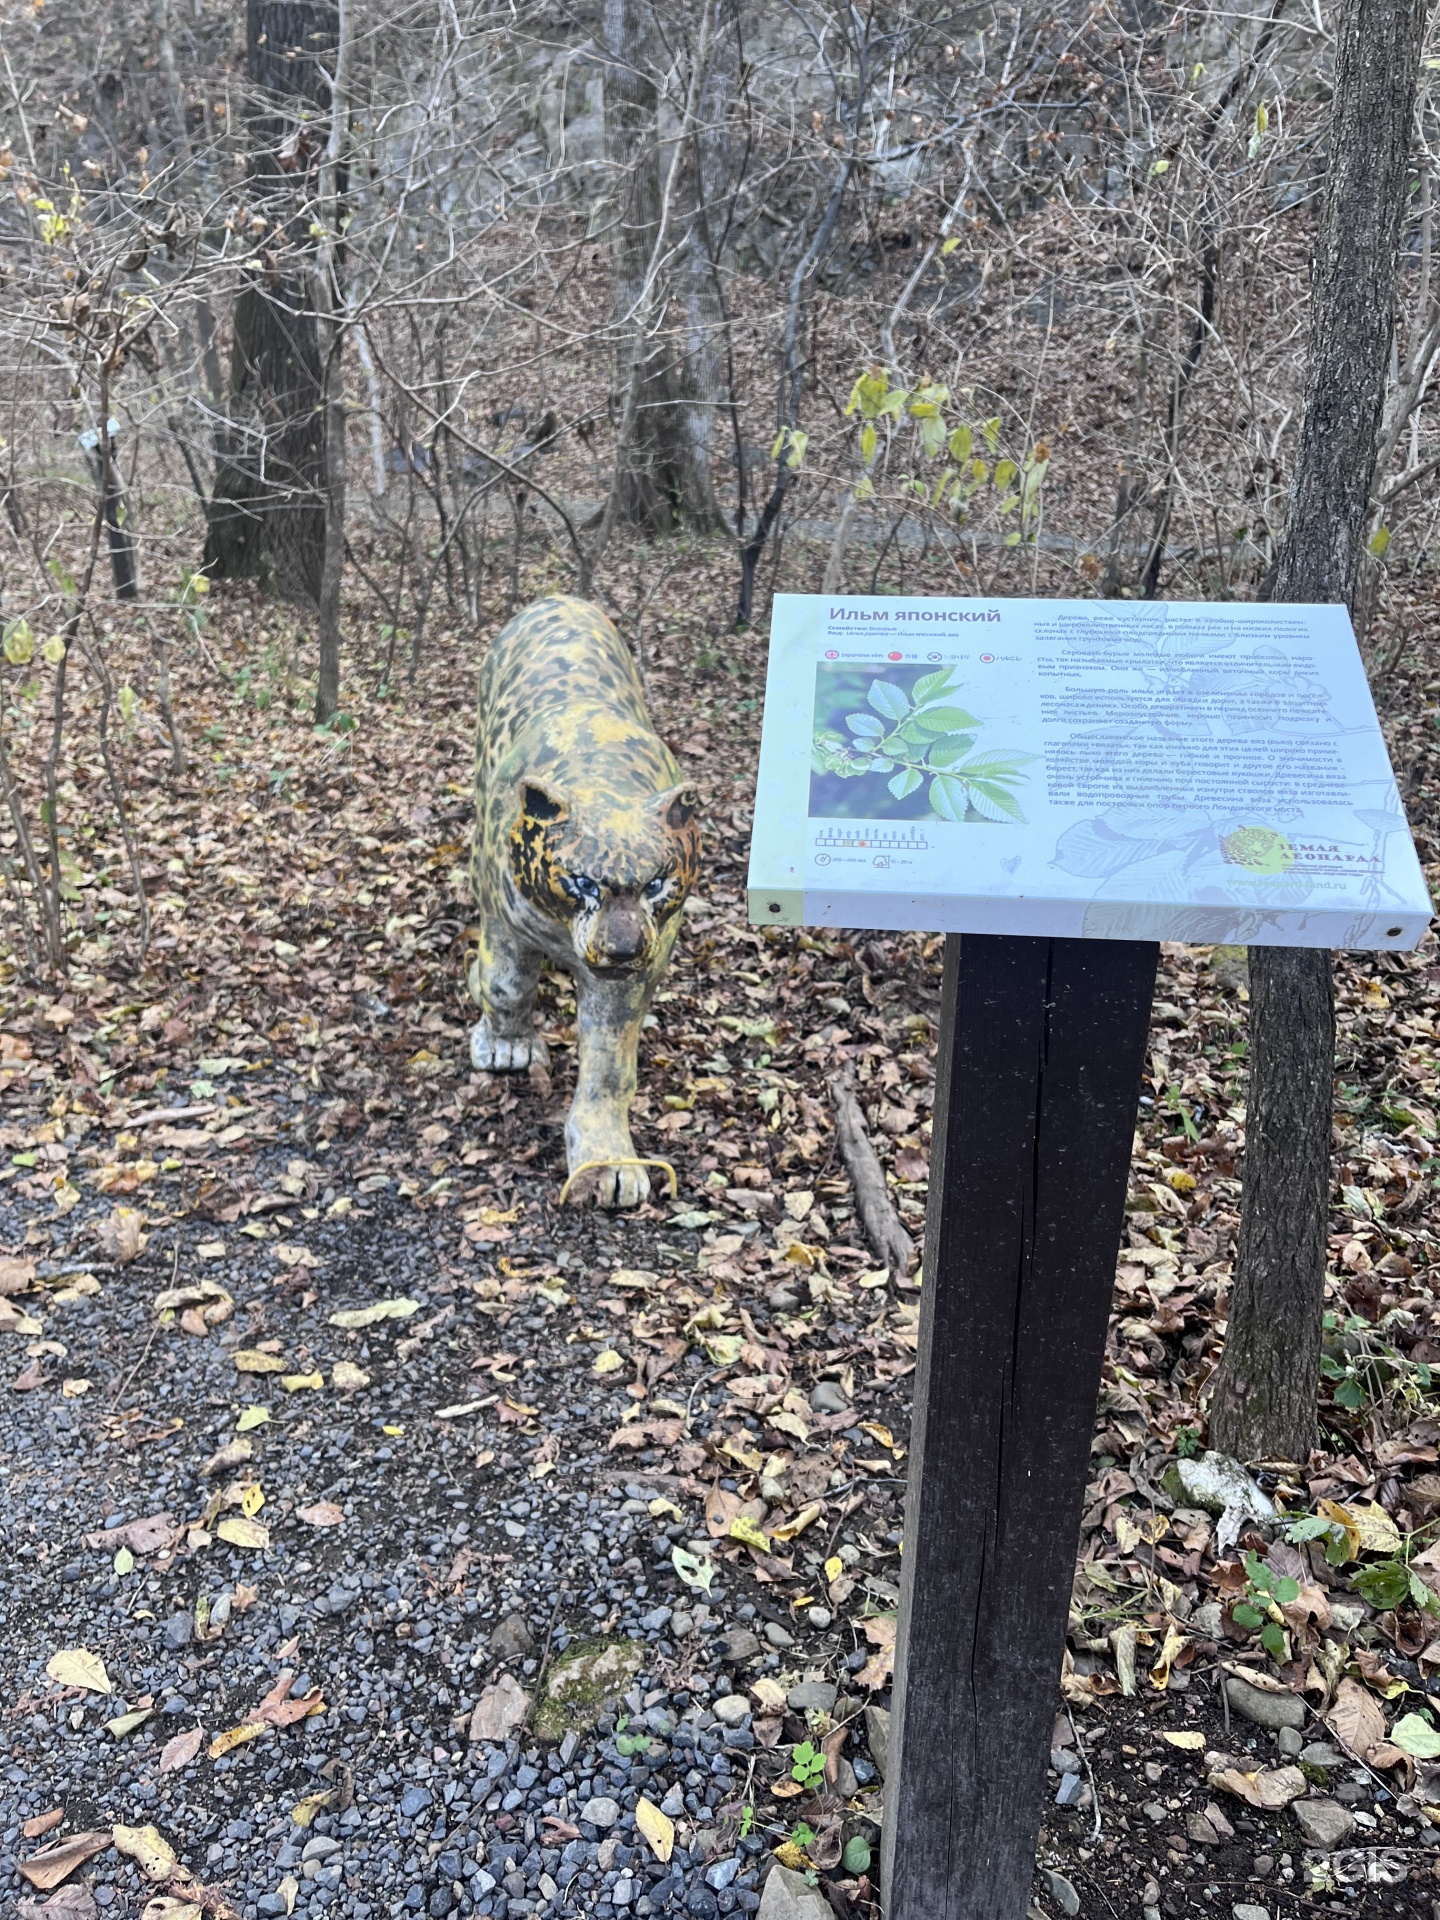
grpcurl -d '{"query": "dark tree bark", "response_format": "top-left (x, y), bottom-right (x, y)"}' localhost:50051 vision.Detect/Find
top-left (1209, 0), bottom-right (1429, 1462)
top-left (203, 1), bottom-right (337, 604)
top-left (601, 0), bottom-right (721, 535)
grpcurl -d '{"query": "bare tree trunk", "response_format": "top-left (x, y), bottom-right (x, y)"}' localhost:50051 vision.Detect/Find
top-left (313, 0), bottom-right (351, 723)
top-left (204, 1), bottom-right (336, 604)
top-left (602, 0), bottom-right (720, 534)
top-left (1210, 0), bottom-right (1429, 1463)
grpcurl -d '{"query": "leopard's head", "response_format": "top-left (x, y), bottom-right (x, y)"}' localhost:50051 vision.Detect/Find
top-left (507, 778), bottom-right (700, 971)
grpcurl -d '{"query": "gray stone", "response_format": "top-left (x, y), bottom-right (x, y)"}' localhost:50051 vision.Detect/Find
top-left (1232, 1907), bottom-right (1270, 1920)
top-left (809, 1382), bottom-right (849, 1415)
top-left (670, 1610), bottom-right (694, 1639)
top-left (806, 1608), bottom-right (832, 1631)
top-left (1055, 1773), bottom-right (1086, 1807)
top-left (1224, 1676), bottom-right (1304, 1731)
top-left (1041, 1869), bottom-right (1080, 1917)
top-left (1298, 1743), bottom-right (1344, 1769)
top-left (706, 1859), bottom-right (740, 1890)
top-left (720, 1627), bottom-right (762, 1664)
top-left (1275, 1726), bottom-right (1303, 1757)
top-left (713, 1694), bottom-right (751, 1728)
top-left (866, 1704), bottom-right (890, 1779)
top-left (1291, 1799), bottom-right (1356, 1851)
top-left (1051, 1750), bottom-right (1082, 1775)
top-left (786, 1682), bottom-right (837, 1715)
top-left (302, 1836), bottom-right (342, 1863)
top-left (161, 1611), bottom-right (194, 1650)
top-left (767, 1286), bottom-right (800, 1313)
top-left (757, 1862), bottom-right (834, 1919)
top-left (489, 1612), bottom-right (536, 1661)
top-left (763, 1621), bottom-right (794, 1649)
top-left (580, 1796), bottom-right (621, 1830)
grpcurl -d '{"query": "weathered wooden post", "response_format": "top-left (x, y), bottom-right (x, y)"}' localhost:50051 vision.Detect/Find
top-left (748, 589), bottom-right (1431, 1920)
top-left (880, 931), bottom-right (1155, 1920)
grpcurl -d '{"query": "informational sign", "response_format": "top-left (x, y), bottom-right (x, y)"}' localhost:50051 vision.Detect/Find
top-left (748, 594), bottom-right (1433, 949)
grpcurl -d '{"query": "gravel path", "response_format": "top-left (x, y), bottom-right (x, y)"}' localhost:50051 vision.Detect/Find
top-left (0, 1115), bottom-right (905, 1920)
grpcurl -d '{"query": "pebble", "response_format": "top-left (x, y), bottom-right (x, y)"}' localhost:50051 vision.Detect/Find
top-left (786, 1681), bottom-right (837, 1714)
top-left (581, 1795), bottom-right (622, 1829)
top-left (160, 1611), bottom-right (193, 1651)
top-left (1274, 1725), bottom-right (1303, 1757)
top-left (762, 1621), bottom-right (793, 1648)
top-left (806, 1607), bottom-right (832, 1630)
top-left (1292, 1799), bottom-right (1356, 1850)
top-left (714, 1695), bottom-right (751, 1727)
top-left (1298, 1742), bottom-right (1345, 1768)
top-left (1223, 1676), bottom-right (1305, 1730)
top-left (1041, 1869), bottom-right (1080, 1917)
top-left (1232, 1908), bottom-right (1270, 1920)
top-left (809, 1382), bottom-right (849, 1415)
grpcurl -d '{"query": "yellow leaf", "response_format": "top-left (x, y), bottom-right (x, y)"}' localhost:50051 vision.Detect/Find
top-left (717, 1438), bottom-right (764, 1472)
top-left (328, 1297), bottom-right (421, 1329)
top-left (860, 1422), bottom-right (894, 1450)
top-left (289, 1789), bottom-right (337, 1828)
top-left (240, 1483), bottom-right (265, 1517)
top-left (274, 1245), bottom-right (321, 1269)
top-left (729, 1515), bottom-right (771, 1551)
top-left (770, 1502), bottom-right (823, 1543)
top-left (1348, 1499), bottom-right (1402, 1557)
top-left (592, 1349), bottom-right (624, 1375)
top-left (112, 1823), bottom-right (186, 1882)
top-left (236, 1406), bottom-right (270, 1432)
top-left (330, 1361), bottom-right (370, 1389)
top-left (824, 1554), bottom-right (844, 1583)
top-left (634, 1795), bottom-right (674, 1863)
top-left (281, 1372), bottom-right (324, 1392)
top-left (383, 1424), bottom-right (404, 1436)
top-left (1316, 1499), bottom-right (1363, 1562)
top-left (105, 1706), bottom-right (154, 1737)
top-left (216, 1515), bottom-right (271, 1550)
top-left (648, 1497), bottom-right (684, 1522)
top-left (208, 1721), bottom-right (267, 1757)
top-left (1161, 1730), bottom-right (1206, 1750)
top-left (702, 1334), bottom-right (744, 1367)
top-left (767, 1410), bottom-right (809, 1444)
top-left (141, 1899), bottom-right (203, 1920)
top-left (234, 1350), bottom-right (287, 1374)
top-left (46, 1647), bottom-right (112, 1694)
top-left (752, 1676), bottom-right (788, 1712)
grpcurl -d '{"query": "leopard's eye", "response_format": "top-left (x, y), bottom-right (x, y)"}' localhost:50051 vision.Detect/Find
top-left (644, 875), bottom-right (671, 901)
top-left (570, 874), bottom-right (602, 904)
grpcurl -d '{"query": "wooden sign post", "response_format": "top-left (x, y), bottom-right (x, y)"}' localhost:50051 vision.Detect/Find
top-left (878, 932), bottom-right (1157, 1920)
top-left (746, 590), bottom-right (1431, 1920)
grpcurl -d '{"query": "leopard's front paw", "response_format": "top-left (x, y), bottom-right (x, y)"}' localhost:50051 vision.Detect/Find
top-left (469, 1017), bottom-right (550, 1073)
top-left (564, 1117), bottom-right (650, 1209)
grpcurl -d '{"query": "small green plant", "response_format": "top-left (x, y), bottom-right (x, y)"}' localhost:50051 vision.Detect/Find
top-left (739, 1805), bottom-right (754, 1839)
top-left (790, 1742), bottom-right (826, 1791)
top-left (1319, 1308), bottom-right (1436, 1417)
top-left (789, 1820), bottom-right (817, 1849)
top-left (1173, 1422), bottom-right (1200, 1459)
top-left (613, 1714), bottom-right (652, 1758)
top-left (1231, 1549), bottom-right (1298, 1662)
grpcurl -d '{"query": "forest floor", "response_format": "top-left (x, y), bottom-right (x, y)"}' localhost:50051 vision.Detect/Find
top-left (3, 548), bottom-right (1440, 1920)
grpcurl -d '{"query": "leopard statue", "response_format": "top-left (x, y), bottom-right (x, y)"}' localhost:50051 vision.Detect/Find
top-left (467, 595), bottom-right (700, 1208)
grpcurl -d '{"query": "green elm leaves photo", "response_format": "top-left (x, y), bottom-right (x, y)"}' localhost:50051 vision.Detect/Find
top-left (809, 662), bottom-right (1033, 823)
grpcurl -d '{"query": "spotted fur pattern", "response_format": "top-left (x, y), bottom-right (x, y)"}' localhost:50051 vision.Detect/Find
top-left (467, 595), bottom-right (700, 1207)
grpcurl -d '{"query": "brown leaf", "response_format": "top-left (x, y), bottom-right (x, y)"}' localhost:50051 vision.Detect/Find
top-left (19, 1889), bottom-right (99, 1920)
top-left (705, 1486), bottom-right (744, 1537)
top-left (253, 1672), bottom-right (324, 1728)
top-left (608, 1419), bottom-right (683, 1451)
top-left (112, 1825), bottom-right (187, 1883)
top-left (18, 1831), bottom-right (114, 1891)
top-left (12, 1357), bottom-right (47, 1391)
top-left (159, 1727), bottom-right (204, 1773)
top-left (96, 1207), bottom-right (147, 1265)
top-left (83, 1513), bottom-right (180, 1556)
top-left (1326, 1676), bottom-right (1388, 1762)
top-left (0, 1256), bottom-right (37, 1296)
top-left (296, 1501), bottom-right (344, 1528)
top-left (23, 1810), bottom-right (66, 1840)
top-left (1208, 1765), bottom-right (1307, 1810)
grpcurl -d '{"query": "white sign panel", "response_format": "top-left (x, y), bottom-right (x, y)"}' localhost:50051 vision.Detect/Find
top-left (747, 594), bottom-right (1432, 949)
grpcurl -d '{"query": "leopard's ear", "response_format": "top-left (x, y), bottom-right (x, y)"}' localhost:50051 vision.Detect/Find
top-left (516, 778), bottom-right (568, 826)
top-left (653, 784), bottom-right (700, 832)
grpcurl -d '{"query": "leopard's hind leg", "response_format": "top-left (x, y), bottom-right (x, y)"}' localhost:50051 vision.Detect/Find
top-left (467, 918), bottom-right (549, 1072)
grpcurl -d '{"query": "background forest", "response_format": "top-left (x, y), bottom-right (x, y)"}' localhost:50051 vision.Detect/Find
top-left (7, 3), bottom-right (1440, 1920)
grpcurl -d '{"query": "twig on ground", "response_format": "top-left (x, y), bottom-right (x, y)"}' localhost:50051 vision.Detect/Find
top-left (827, 1071), bottom-right (916, 1280)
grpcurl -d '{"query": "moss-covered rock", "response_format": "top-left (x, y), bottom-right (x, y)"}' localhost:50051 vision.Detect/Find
top-left (534, 1637), bottom-right (644, 1744)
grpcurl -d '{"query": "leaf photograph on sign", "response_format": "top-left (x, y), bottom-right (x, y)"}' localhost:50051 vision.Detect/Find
top-left (809, 662), bottom-right (1032, 824)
